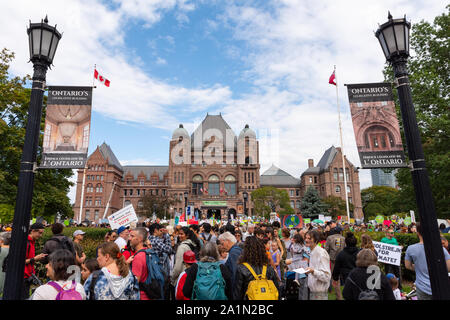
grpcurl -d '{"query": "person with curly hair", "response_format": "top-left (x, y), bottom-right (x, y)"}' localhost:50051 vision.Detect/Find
top-left (360, 234), bottom-right (378, 257)
top-left (233, 236), bottom-right (280, 300)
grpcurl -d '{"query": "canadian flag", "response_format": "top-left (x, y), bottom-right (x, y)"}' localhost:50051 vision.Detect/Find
top-left (94, 69), bottom-right (110, 87)
top-left (329, 70), bottom-right (337, 86)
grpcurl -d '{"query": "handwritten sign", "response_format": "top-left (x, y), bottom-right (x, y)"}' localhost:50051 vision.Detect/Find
top-left (107, 204), bottom-right (138, 230)
top-left (373, 241), bottom-right (403, 266)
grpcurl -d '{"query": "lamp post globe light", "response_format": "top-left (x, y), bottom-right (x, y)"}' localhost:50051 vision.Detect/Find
top-left (3, 16), bottom-right (62, 300)
top-left (376, 13), bottom-right (450, 300)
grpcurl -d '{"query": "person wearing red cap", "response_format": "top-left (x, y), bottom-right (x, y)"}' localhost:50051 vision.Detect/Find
top-left (175, 250), bottom-right (197, 300)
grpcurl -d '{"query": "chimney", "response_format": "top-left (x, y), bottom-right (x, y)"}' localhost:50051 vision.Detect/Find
top-left (308, 159), bottom-right (314, 168)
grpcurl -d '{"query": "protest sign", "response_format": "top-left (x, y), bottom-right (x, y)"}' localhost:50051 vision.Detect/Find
top-left (107, 204), bottom-right (138, 230)
top-left (373, 241), bottom-right (403, 266)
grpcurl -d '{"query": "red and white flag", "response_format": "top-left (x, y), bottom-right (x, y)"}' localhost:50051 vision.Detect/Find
top-left (329, 70), bottom-right (337, 86)
top-left (94, 69), bottom-right (110, 87)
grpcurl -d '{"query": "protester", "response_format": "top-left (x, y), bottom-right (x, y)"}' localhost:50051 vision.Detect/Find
top-left (343, 249), bottom-right (395, 300)
top-left (42, 223), bottom-right (76, 264)
top-left (381, 228), bottom-right (401, 289)
top-left (23, 223), bottom-right (48, 299)
top-left (243, 224), bottom-right (255, 241)
top-left (325, 225), bottom-right (346, 299)
top-left (304, 230), bottom-right (331, 300)
top-left (171, 227), bottom-right (202, 290)
top-left (441, 236), bottom-right (449, 254)
top-left (189, 224), bottom-right (204, 248)
top-left (219, 231), bottom-right (242, 287)
top-left (175, 250), bottom-right (197, 300)
top-left (271, 241), bottom-right (281, 281)
top-left (31, 249), bottom-right (86, 300)
top-left (387, 273), bottom-right (402, 300)
top-left (114, 226), bottom-right (130, 251)
top-left (128, 227), bottom-right (152, 300)
top-left (105, 230), bottom-right (118, 242)
top-left (73, 230), bottom-right (87, 266)
top-left (148, 223), bottom-right (174, 293)
top-left (84, 242), bottom-right (140, 300)
top-left (199, 223), bottom-right (217, 244)
top-left (332, 231), bottom-right (359, 293)
top-left (285, 233), bottom-right (309, 300)
top-left (233, 236), bottom-right (280, 300)
top-left (0, 231), bottom-right (11, 296)
top-left (81, 258), bottom-right (100, 283)
top-left (281, 228), bottom-right (292, 259)
top-left (182, 242), bottom-right (232, 300)
top-left (360, 234), bottom-right (378, 256)
top-left (405, 222), bottom-right (450, 300)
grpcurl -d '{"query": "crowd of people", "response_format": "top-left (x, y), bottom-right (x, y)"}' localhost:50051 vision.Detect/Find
top-left (0, 217), bottom-right (449, 301)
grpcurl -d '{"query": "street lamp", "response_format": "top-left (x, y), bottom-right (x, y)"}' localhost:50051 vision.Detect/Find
top-left (243, 191), bottom-right (248, 217)
top-left (376, 13), bottom-right (450, 299)
top-left (3, 16), bottom-right (62, 300)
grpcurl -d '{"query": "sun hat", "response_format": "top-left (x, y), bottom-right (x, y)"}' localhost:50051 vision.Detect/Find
top-left (183, 250), bottom-right (197, 264)
top-left (73, 230), bottom-right (86, 237)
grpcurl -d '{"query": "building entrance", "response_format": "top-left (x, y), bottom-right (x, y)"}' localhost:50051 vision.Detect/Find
top-left (207, 208), bottom-right (221, 220)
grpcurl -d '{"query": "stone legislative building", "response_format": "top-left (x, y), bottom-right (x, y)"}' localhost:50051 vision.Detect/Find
top-left (73, 114), bottom-right (363, 222)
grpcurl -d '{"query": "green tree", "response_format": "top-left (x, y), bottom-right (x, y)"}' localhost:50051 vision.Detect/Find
top-left (383, 6), bottom-right (450, 218)
top-left (138, 193), bottom-right (181, 219)
top-left (322, 195), bottom-right (354, 219)
top-left (0, 48), bottom-right (74, 223)
top-left (300, 186), bottom-right (326, 218)
top-left (251, 186), bottom-right (293, 218)
top-left (361, 186), bottom-right (403, 218)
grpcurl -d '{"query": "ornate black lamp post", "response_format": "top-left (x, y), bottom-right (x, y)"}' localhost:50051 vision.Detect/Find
top-left (3, 16), bottom-right (62, 300)
top-left (243, 191), bottom-right (248, 217)
top-left (375, 13), bottom-right (450, 299)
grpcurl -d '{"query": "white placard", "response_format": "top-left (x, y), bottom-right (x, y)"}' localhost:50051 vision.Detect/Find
top-left (318, 214), bottom-right (325, 221)
top-left (107, 204), bottom-right (138, 230)
top-left (293, 268), bottom-right (307, 274)
top-left (324, 216), bottom-right (332, 222)
top-left (373, 241), bottom-right (403, 266)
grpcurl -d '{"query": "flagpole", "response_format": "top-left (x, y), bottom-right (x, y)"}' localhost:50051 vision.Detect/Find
top-left (93, 64), bottom-right (96, 88)
top-left (334, 66), bottom-right (351, 222)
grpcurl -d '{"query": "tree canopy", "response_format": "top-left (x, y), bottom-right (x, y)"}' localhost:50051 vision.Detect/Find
top-left (383, 6), bottom-right (449, 219)
top-left (0, 48), bottom-right (74, 223)
top-left (251, 186), bottom-right (294, 218)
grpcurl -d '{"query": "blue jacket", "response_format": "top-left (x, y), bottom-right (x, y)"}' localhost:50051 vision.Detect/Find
top-left (225, 245), bottom-right (243, 287)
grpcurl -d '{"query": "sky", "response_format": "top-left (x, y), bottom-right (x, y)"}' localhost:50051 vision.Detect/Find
top-left (0, 0), bottom-right (445, 204)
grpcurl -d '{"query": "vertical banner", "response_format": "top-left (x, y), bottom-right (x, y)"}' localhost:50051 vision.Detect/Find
top-left (40, 86), bottom-right (93, 169)
top-left (346, 83), bottom-right (407, 168)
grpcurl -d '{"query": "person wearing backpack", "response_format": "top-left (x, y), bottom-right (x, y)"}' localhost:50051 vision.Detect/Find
top-left (171, 227), bottom-right (201, 290)
top-left (31, 249), bottom-right (86, 300)
top-left (342, 249), bottom-right (395, 300)
top-left (182, 242), bottom-right (232, 300)
top-left (219, 231), bottom-right (242, 288)
top-left (42, 223), bottom-right (76, 265)
top-left (199, 223), bottom-right (217, 244)
top-left (84, 242), bottom-right (140, 300)
top-left (233, 236), bottom-right (280, 300)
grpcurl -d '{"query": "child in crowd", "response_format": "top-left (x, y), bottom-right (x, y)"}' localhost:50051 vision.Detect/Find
top-left (271, 241), bottom-right (281, 281)
top-left (81, 258), bottom-right (100, 283)
top-left (387, 273), bottom-right (402, 300)
top-left (175, 251), bottom-right (197, 300)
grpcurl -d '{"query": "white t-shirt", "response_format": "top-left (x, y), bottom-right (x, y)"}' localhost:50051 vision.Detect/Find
top-left (115, 237), bottom-right (127, 250)
top-left (393, 288), bottom-right (402, 300)
top-left (31, 280), bottom-right (86, 300)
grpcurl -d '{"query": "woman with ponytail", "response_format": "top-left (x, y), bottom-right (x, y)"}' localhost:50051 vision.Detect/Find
top-left (84, 242), bottom-right (140, 300)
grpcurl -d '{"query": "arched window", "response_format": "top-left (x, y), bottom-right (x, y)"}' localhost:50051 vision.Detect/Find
top-left (335, 185), bottom-right (341, 193)
top-left (296, 200), bottom-right (301, 209)
top-left (192, 175), bottom-right (203, 195)
top-left (333, 168), bottom-right (338, 181)
top-left (225, 175), bottom-right (236, 182)
top-left (225, 175), bottom-right (236, 196)
top-left (193, 174), bottom-right (203, 182)
top-left (347, 185), bottom-right (351, 194)
top-left (208, 175), bottom-right (220, 195)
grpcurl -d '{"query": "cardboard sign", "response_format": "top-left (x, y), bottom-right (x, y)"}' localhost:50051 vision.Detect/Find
top-left (303, 218), bottom-right (311, 225)
top-left (373, 241), bottom-right (403, 266)
top-left (107, 204), bottom-right (138, 230)
top-left (375, 215), bottom-right (384, 224)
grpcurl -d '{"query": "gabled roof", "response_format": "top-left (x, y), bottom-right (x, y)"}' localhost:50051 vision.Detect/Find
top-left (301, 146), bottom-right (356, 176)
top-left (122, 166), bottom-right (169, 181)
top-left (191, 114), bottom-right (237, 150)
top-left (98, 142), bottom-right (123, 171)
top-left (260, 164), bottom-right (300, 187)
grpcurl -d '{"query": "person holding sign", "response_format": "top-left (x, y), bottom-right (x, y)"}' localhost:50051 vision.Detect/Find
top-left (380, 228), bottom-right (401, 289)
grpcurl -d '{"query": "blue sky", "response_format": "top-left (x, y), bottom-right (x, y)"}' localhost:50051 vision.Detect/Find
top-left (1, 0), bottom-right (445, 203)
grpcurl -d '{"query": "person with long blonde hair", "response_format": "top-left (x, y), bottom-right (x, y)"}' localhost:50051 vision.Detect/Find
top-left (360, 234), bottom-right (378, 257)
top-left (84, 242), bottom-right (140, 300)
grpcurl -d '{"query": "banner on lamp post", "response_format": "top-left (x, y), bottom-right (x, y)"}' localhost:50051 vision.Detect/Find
top-left (40, 86), bottom-right (93, 169)
top-left (346, 83), bottom-right (408, 169)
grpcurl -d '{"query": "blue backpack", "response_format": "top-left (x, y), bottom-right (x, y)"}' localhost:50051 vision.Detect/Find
top-left (192, 261), bottom-right (227, 300)
top-left (134, 249), bottom-right (165, 299)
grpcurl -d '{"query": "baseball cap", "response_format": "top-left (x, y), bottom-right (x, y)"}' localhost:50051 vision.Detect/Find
top-left (183, 250), bottom-right (197, 264)
top-left (73, 230), bottom-right (86, 237)
top-left (386, 273), bottom-right (397, 280)
top-left (117, 226), bottom-right (129, 235)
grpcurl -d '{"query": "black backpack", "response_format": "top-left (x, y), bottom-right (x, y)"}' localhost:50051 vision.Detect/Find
top-left (347, 276), bottom-right (380, 300)
top-left (50, 236), bottom-right (76, 256)
top-left (186, 242), bottom-right (201, 261)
